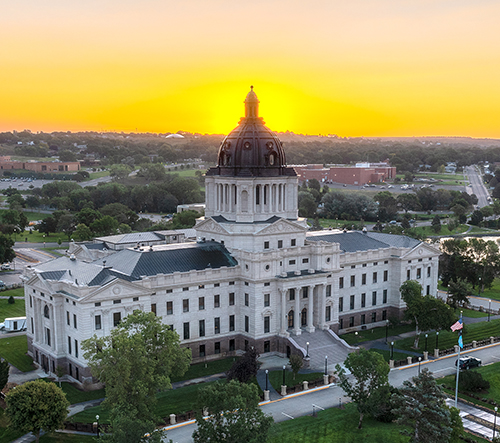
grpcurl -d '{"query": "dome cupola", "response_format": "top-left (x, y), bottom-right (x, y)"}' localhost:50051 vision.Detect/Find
top-left (208, 87), bottom-right (295, 178)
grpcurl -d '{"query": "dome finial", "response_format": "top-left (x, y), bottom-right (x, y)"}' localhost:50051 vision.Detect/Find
top-left (250, 85), bottom-right (253, 90)
top-left (244, 86), bottom-right (259, 118)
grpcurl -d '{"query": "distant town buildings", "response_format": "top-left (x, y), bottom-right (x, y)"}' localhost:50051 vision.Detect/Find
top-left (0, 156), bottom-right (80, 173)
top-left (293, 162), bottom-right (396, 186)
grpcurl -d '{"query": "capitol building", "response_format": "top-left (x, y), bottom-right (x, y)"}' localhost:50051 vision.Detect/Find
top-left (23, 89), bottom-right (439, 384)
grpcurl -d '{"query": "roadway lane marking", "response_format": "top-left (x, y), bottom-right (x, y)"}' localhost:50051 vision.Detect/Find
top-left (312, 403), bottom-right (325, 410)
top-left (281, 412), bottom-right (294, 419)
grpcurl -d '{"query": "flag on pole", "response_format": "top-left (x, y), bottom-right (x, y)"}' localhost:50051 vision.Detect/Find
top-left (458, 335), bottom-right (463, 349)
top-left (450, 318), bottom-right (463, 332)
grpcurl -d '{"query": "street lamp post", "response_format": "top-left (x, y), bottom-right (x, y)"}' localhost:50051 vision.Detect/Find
top-left (96, 415), bottom-right (100, 438)
top-left (418, 357), bottom-right (422, 376)
top-left (306, 342), bottom-right (310, 359)
top-left (478, 277), bottom-right (482, 296)
top-left (325, 355), bottom-right (328, 376)
top-left (282, 365), bottom-right (286, 386)
top-left (385, 319), bottom-right (389, 344)
top-left (265, 369), bottom-right (268, 392)
top-left (390, 341), bottom-right (394, 360)
top-left (494, 406), bottom-right (498, 440)
top-left (425, 334), bottom-right (428, 353)
top-left (488, 299), bottom-right (491, 322)
top-left (436, 331), bottom-right (439, 350)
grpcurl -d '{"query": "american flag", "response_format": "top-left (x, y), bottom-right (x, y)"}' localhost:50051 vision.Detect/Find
top-left (450, 318), bottom-right (463, 332)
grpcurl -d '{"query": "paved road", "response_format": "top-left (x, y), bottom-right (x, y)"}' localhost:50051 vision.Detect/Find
top-left (162, 341), bottom-right (500, 442)
top-left (466, 165), bottom-right (489, 208)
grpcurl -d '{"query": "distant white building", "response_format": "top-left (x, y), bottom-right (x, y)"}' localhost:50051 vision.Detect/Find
top-left (23, 89), bottom-right (439, 385)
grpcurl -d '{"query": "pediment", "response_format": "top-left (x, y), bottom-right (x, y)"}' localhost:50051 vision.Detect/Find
top-left (401, 242), bottom-right (440, 259)
top-left (195, 218), bottom-right (229, 235)
top-left (81, 279), bottom-right (149, 303)
top-left (256, 219), bottom-right (306, 236)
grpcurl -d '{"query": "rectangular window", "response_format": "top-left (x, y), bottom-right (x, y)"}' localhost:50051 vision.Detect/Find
top-left (75, 340), bottom-right (78, 358)
top-left (384, 270), bottom-right (388, 281)
top-left (133, 297), bottom-right (139, 301)
top-left (278, 240), bottom-right (283, 248)
top-left (361, 314), bottom-right (366, 325)
top-left (350, 275), bottom-right (355, 287)
top-left (383, 289), bottom-right (388, 304)
top-left (73, 314), bottom-right (77, 329)
top-left (151, 303), bottom-right (157, 315)
top-left (264, 241), bottom-right (269, 249)
top-left (167, 301), bottom-right (173, 315)
top-left (229, 315), bottom-right (235, 331)
top-left (351, 265), bottom-right (356, 269)
top-left (264, 282), bottom-right (270, 286)
top-left (350, 295), bottom-right (355, 310)
top-left (325, 306), bottom-right (331, 322)
top-left (339, 297), bottom-right (344, 312)
top-left (289, 259), bottom-right (296, 265)
top-left (264, 340), bottom-right (270, 353)
top-left (199, 284), bottom-right (205, 289)
top-left (46, 328), bottom-right (51, 347)
top-left (349, 316), bottom-right (354, 327)
top-left (183, 322), bottom-right (190, 340)
top-left (229, 293), bottom-right (235, 305)
top-left (289, 288), bottom-right (295, 300)
top-left (326, 284), bottom-right (332, 297)
top-left (426, 285), bottom-right (430, 295)
top-left (215, 283), bottom-right (220, 287)
top-left (264, 316), bottom-right (270, 333)
top-left (183, 299), bottom-right (189, 313)
top-left (372, 291), bottom-right (377, 306)
top-left (339, 277), bottom-right (344, 289)
top-left (94, 302), bottom-right (101, 307)
top-left (183, 287), bottom-right (189, 291)
top-left (362, 274), bottom-right (366, 285)
top-left (302, 258), bottom-right (309, 264)
top-left (215, 342), bottom-right (221, 354)
top-left (95, 315), bottom-right (102, 330)
top-left (361, 293), bottom-right (366, 308)
top-left (339, 318), bottom-right (343, 329)
top-left (373, 262), bottom-right (378, 266)
top-left (229, 281), bottom-right (235, 285)
top-left (371, 312), bottom-right (377, 323)
top-left (29, 296), bottom-right (32, 308)
top-left (427, 266), bottom-right (431, 277)
top-left (302, 287), bottom-right (308, 298)
top-left (407, 269), bottom-right (411, 280)
top-left (113, 299), bottom-right (121, 304)
top-left (244, 293), bottom-right (249, 307)
top-left (68, 336), bottom-right (71, 354)
top-left (416, 268), bottom-right (422, 279)
top-left (229, 339), bottom-right (235, 351)
top-left (291, 239), bottom-right (296, 246)
top-left (382, 310), bottom-right (387, 321)
top-left (214, 317), bottom-right (220, 334)
top-left (31, 317), bottom-right (34, 334)
top-left (66, 311), bottom-right (70, 326)
top-left (199, 319), bottom-right (205, 337)
top-left (113, 312), bottom-right (121, 327)
top-left (166, 289), bottom-right (173, 293)
top-left (264, 294), bottom-right (270, 307)
top-left (373, 272), bottom-right (378, 284)
top-left (245, 316), bottom-right (249, 333)
top-left (214, 294), bottom-right (220, 308)
top-left (199, 345), bottom-right (206, 357)
top-left (199, 297), bottom-right (205, 310)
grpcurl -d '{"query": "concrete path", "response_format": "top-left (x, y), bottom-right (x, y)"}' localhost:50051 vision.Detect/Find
top-left (256, 369), bottom-right (280, 400)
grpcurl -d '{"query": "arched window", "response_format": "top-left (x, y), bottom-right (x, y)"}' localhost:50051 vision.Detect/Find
top-left (44, 305), bottom-right (50, 319)
top-left (287, 310), bottom-right (294, 329)
top-left (301, 308), bottom-right (307, 327)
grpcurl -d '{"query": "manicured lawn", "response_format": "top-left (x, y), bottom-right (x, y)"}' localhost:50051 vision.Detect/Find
top-left (467, 226), bottom-right (496, 235)
top-left (341, 323), bottom-right (415, 345)
top-left (0, 335), bottom-right (34, 372)
top-left (0, 288), bottom-right (25, 298)
top-left (461, 308), bottom-right (489, 319)
top-left (170, 356), bottom-right (240, 382)
top-left (393, 319), bottom-right (500, 353)
top-left (39, 433), bottom-right (96, 442)
top-left (0, 298), bottom-right (25, 322)
top-left (18, 230), bottom-right (66, 243)
top-left (0, 209), bottom-right (50, 223)
top-left (268, 371), bottom-right (323, 390)
top-left (88, 170), bottom-right (109, 180)
top-left (411, 224), bottom-right (468, 237)
top-left (370, 348), bottom-right (413, 362)
top-left (478, 278), bottom-right (500, 301)
top-left (316, 218), bottom-right (375, 229)
top-left (0, 409), bottom-right (25, 443)
top-left (438, 361), bottom-right (500, 409)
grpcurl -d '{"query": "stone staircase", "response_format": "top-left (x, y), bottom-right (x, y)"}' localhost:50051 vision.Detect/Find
top-left (290, 329), bottom-right (356, 373)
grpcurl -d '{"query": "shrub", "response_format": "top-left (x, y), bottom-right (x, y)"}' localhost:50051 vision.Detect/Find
top-left (458, 370), bottom-right (490, 393)
top-left (7, 295), bottom-right (15, 304)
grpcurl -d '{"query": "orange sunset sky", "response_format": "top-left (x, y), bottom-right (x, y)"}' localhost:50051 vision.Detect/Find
top-left (2, 0), bottom-right (500, 137)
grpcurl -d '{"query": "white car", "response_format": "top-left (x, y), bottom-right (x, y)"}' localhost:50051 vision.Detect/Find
top-left (1, 263), bottom-right (11, 270)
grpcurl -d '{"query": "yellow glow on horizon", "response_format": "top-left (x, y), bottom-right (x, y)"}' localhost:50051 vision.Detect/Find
top-left (2, 0), bottom-right (500, 137)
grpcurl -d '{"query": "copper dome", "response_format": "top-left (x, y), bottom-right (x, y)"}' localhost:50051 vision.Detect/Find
top-left (207, 87), bottom-right (295, 178)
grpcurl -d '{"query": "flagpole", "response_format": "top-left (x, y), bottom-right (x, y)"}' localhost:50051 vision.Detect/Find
top-left (454, 311), bottom-right (463, 408)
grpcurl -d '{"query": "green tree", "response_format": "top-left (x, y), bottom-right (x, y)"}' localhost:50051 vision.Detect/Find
top-left (171, 210), bottom-right (199, 229)
top-left (73, 223), bottom-right (93, 241)
top-left (289, 354), bottom-right (303, 380)
top-left (335, 348), bottom-right (390, 429)
top-left (226, 347), bottom-right (260, 384)
top-left (0, 234), bottom-right (15, 264)
top-left (5, 379), bottom-right (69, 443)
top-left (431, 215), bottom-right (441, 233)
top-left (447, 278), bottom-right (471, 309)
top-left (109, 164), bottom-right (133, 181)
top-left (192, 380), bottom-right (273, 443)
top-left (137, 163), bottom-right (166, 181)
top-left (57, 213), bottom-right (76, 240)
top-left (0, 358), bottom-right (9, 392)
top-left (82, 310), bottom-right (190, 423)
top-left (392, 368), bottom-right (455, 443)
top-left (90, 215), bottom-right (119, 236)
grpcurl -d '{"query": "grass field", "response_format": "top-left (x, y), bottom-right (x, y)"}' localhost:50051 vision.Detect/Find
top-left (370, 348), bottom-right (413, 362)
top-left (316, 218), bottom-right (375, 229)
top-left (0, 335), bottom-right (34, 372)
top-left (0, 298), bottom-right (25, 322)
top-left (341, 323), bottom-right (415, 345)
top-left (48, 380), bottom-right (105, 405)
top-left (393, 319), bottom-right (500, 353)
top-left (460, 308), bottom-right (489, 318)
top-left (412, 224), bottom-right (469, 237)
top-left (477, 278), bottom-right (500, 301)
top-left (0, 288), bottom-right (24, 298)
top-left (18, 230), bottom-right (66, 243)
top-left (170, 356), bottom-right (239, 382)
top-left (0, 210), bottom-right (50, 223)
top-left (268, 371), bottom-right (323, 390)
top-left (88, 170), bottom-right (109, 180)
top-left (0, 409), bottom-right (25, 443)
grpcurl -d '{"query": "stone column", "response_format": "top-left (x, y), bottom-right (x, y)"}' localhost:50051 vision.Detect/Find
top-left (264, 390), bottom-right (270, 401)
top-left (279, 289), bottom-right (287, 335)
top-left (320, 284), bottom-right (326, 330)
top-left (307, 285), bottom-right (315, 333)
top-left (293, 287), bottom-right (301, 335)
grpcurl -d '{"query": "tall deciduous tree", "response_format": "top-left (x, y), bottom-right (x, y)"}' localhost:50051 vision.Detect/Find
top-left (447, 278), bottom-right (471, 308)
top-left (392, 368), bottom-right (457, 443)
top-left (82, 310), bottom-right (191, 423)
top-left (226, 347), bottom-right (260, 384)
top-left (0, 234), bottom-right (15, 264)
top-left (5, 379), bottom-right (69, 443)
top-left (335, 348), bottom-right (390, 429)
top-left (193, 380), bottom-right (273, 443)
top-left (0, 358), bottom-right (9, 393)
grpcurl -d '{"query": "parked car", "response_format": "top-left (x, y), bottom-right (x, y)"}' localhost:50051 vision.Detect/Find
top-left (455, 355), bottom-right (481, 370)
top-left (1, 263), bottom-right (11, 270)
top-left (0, 280), bottom-right (5, 289)
top-left (389, 220), bottom-right (398, 225)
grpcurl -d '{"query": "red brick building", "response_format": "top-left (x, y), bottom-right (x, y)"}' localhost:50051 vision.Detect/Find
top-left (0, 156), bottom-right (80, 173)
